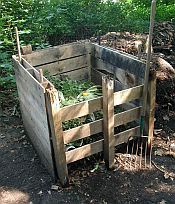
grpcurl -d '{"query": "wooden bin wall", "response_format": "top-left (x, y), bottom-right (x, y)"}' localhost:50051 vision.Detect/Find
top-left (12, 42), bottom-right (92, 179)
top-left (22, 41), bottom-right (91, 80)
top-left (13, 41), bottom-right (156, 185)
top-left (90, 44), bottom-right (146, 90)
top-left (12, 57), bottom-right (55, 177)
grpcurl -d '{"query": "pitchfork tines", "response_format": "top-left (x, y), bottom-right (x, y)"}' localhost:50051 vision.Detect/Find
top-left (116, 136), bottom-right (152, 171)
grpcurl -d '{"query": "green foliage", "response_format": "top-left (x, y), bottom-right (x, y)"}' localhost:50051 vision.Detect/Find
top-left (0, 51), bottom-right (17, 107)
top-left (0, 52), bottom-right (16, 90)
top-left (131, 0), bottom-right (175, 7)
top-left (44, 72), bottom-right (101, 107)
top-left (0, 0), bottom-right (174, 108)
top-left (44, 72), bottom-right (102, 132)
top-left (1, 0), bottom-right (174, 50)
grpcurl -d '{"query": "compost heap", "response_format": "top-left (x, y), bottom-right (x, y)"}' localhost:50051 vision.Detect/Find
top-left (91, 21), bottom-right (175, 137)
top-left (91, 22), bottom-right (175, 78)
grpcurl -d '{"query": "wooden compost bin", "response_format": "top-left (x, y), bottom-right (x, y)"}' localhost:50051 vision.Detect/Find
top-left (12, 41), bottom-right (156, 186)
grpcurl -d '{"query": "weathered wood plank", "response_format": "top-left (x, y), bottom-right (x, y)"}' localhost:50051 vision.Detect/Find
top-left (60, 96), bottom-right (103, 122)
top-left (93, 44), bottom-right (146, 79)
top-left (45, 88), bottom-right (68, 186)
top-left (92, 56), bottom-right (141, 87)
top-left (21, 44), bottom-right (32, 55)
top-left (91, 68), bottom-right (124, 91)
top-left (12, 57), bottom-right (55, 177)
top-left (23, 42), bottom-right (91, 66)
top-left (20, 102), bottom-right (55, 176)
top-left (14, 74), bottom-right (46, 114)
top-left (35, 55), bottom-right (90, 76)
top-left (145, 72), bottom-right (156, 147)
top-left (61, 98), bottom-right (141, 127)
top-left (17, 87), bottom-right (51, 140)
top-left (114, 85), bottom-right (144, 106)
top-left (66, 139), bottom-right (103, 164)
top-left (63, 119), bottom-right (103, 144)
top-left (22, 58), bottom-right (54, 88)
top-left (57, 67), bottom-right (90, 81)
top-left (63, 106), bottom-right (142, 144)
top-left (114, 106), bottom-right (142, 127)
top-left (14, 62), bottom-right (50, 146)
top-left (102, 76), bottom-right (115, 168)
top-left (114, 126), bottom-right (140, 146)
top-left (19, 99), bottom-right (51, 155)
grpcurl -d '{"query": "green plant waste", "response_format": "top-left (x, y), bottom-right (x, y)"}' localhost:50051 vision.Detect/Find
top-left (45, 71), bottom-right (103, 150)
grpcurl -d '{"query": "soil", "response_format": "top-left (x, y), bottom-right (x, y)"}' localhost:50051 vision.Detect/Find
top-left (1, 113), bottom-right (175, 204)
top-left (1, 38), bottom-right (175, 204)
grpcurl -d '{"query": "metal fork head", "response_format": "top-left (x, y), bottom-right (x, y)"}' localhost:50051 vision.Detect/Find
top-left (123, 136), bottom-right (152, 171)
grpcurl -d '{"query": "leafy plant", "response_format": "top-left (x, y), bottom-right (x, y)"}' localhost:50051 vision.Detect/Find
top-left (1, 0), bottom-right (174, 113)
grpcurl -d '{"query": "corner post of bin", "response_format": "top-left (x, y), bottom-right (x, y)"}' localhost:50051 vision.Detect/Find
top-left (21, 44), bottom-right (32, 55)
top-left (102, 75), bottom-right (115, 169)
top-left (145, 70), bottom-right (156, 149)
top-left (45, 87), bottom-right (69, 186)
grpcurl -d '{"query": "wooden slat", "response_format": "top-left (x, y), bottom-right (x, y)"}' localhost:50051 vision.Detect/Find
top-left (60, 96), bottom-right (102, 122)
top-left (14, 71), bottom-right (47, 113)
top-left (35, 55), bottom-right (90, 76)
top-left (23, 55), bottom-right (89, 84)
top-left (114, 126), bottom-right (140, 146)
top-left (92, 56), bottom-right (142, 87)
top-left (91, 68), bottom-right (124, 91)
top-left (21, 44), bottom-right (32, 55)
top-left (66, 126), bottom-right (140, 164)
top-left (22, 58), bottom-right (54, 88)
top-left (13, 56), bottom-right (45, 91)
top-left (63, 119), bottom-right (103, 144)
top-left (57, 67), bottom-right (90, 81)
top-left (66, 139), bottom-right (103, 164)
top-left (12, 56), bottom-right (55, 177)
top-left (91, 68), bottom-right (106, 86)
top-left (17, 87), bottom-right (51, 137)
top-left (19, 99), bottom-right (51, 153)
top-left (63, 106), bottom-right (142, 144)
top-left (114, 85), bottom-right (144, 106)
top-left (102, 76), bottom-right (115, 168)
top-left (23, 41), bottom-right (91, 66)
top-left (20, 103), bottom-right (55, 176)
top-left (45, 88), bottom-right (68, 186)
top-left (93, 43), bottom-right (146, 78)
top-left (114, 106), bottom-right (142, 127)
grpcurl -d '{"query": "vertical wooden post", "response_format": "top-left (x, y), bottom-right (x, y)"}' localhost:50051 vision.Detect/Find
top-left (102, 76), bottom-right (115, 169)
top-left (21, 44), bottom-right (32, 55)
top-left (45, 87), bottom-right (69, 186)
top-left (39, 69), bottom-right (44, 83)
top-left (145, 71), bottom-right (156, 149)
top-left (15, 27), bottom-right (22, 63)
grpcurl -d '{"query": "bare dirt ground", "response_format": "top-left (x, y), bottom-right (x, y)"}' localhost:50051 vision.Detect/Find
top-left (1, 74), bottom-right (175, 204)
top-left (1, 25), bottom-right (175, 203)
top-left (0, 111), bottom-right (175, 204)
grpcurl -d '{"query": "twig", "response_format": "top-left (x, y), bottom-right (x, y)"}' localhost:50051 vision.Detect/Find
top-left (152, 160), bottom-right (175, 178)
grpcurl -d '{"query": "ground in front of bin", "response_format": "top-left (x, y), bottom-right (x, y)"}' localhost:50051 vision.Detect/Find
top-left (0, 107), bottom-right (175, 204)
